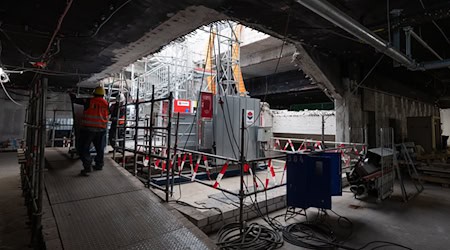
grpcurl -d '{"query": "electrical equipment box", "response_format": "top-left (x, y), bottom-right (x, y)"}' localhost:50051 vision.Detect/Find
top-left (320, 152), bottom-right (342, 196)
top-left (286, 152), bottom-right (342, 209)
top-left (213, 95), bottom-right (260, 162)
top-left (257, 127), bottom-right (271, 142)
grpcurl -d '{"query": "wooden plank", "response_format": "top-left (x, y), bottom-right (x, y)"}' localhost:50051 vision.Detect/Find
top-left (422, 171), bottom-right (450, 178)
top-left (417, 166), bottom-right (450, 174)
top-left (415, 175), bottom-right (450, 185)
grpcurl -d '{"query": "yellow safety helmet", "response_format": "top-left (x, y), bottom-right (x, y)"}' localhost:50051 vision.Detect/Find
top-left (93, 86), bottom-right (105, 96)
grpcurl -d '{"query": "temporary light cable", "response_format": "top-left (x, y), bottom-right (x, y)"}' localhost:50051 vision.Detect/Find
top-left (0, 67), bottom-right (22, 106)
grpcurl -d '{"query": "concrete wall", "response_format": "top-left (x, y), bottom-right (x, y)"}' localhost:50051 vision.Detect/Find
top-left (362, 88), bottom-right (439, 141)
top-left (0, 90), bottom-right (73, 145)
top-left (0, 91), bottom-right (28, 143)
top-left (336, 83), bottom-right (439, 146)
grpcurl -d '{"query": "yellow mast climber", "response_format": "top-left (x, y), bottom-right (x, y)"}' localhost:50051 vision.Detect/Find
top-left (231, 24), bottom-right (247, 95)
top-left (205, 29), bottom-right (216, 94)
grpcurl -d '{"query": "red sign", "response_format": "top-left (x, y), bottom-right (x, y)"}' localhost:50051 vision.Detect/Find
top-left (174, 99), bottom-right (191, 113)
top-left (200, 92), bottom-right (213, 119)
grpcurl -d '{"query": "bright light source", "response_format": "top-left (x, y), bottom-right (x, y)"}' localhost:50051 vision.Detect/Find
top-left (0, 67), bottom-right (10, 83)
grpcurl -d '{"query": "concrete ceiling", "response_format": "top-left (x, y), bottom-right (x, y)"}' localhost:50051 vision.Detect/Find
top-left (1, 0), bottom-right (450, 105)
top-left (240, 37), bottom-right (298, 79)
top-left (241, 56), bottom-right (298, 79)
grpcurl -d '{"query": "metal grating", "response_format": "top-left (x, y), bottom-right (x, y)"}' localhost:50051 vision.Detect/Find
top-left (120, 227), bottom-right (210, 250)
top-left (44, 149), bottom-right (213, 249)
top-left (45, 158), bottom-right (143, 204)
top-left (45, 148), bottom-right (73, 162)
top-left (52, 190), bottom-right (209, 250)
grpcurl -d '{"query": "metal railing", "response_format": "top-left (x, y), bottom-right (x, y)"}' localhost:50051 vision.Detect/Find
top-left (46, 109), bottom-right (73, 147)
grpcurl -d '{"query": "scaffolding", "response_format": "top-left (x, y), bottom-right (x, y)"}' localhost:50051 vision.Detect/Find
top-left (129, 44), bottom-right (198, 102)
top-left (113, 83), bottom-right (175, 201)
top-left (112, 101), bottom-right (287, 237)
top-left (47, 109), bottom-right (73, 147)
top-left (20, 78), bottom-right (47, 244)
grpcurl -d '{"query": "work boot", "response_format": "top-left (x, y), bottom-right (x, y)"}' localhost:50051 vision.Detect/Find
top-left (80, 169), bottom-right (90, 176)
top-left (93, 165), bottom-right (103, 171)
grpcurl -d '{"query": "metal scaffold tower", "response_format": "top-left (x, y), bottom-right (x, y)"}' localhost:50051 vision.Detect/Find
top-left (129, 42), bottom-right (197, 102)
top-left (206, 22), bottom-right (247, 97)
top-left (20, 78), bottom-right (48, 244)
top-left (121, 21), bottom-right (247, 103)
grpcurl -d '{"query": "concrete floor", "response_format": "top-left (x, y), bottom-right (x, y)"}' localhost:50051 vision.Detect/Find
top-left (207, 183), bottom-right (450, 249)
top-left (0, 152), bottom-right (31, 250)
top-left (167, 159), bottom-right (450, 249)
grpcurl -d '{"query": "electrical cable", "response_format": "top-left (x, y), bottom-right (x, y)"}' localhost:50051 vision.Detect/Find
top-left (214, 22), bottom-right (241, 158)
top-left (323, 54), bottom-right (384, 123)
top-left (0, 65), bottom-right (23, 106)
top-left (245, 9), bottom-right (291, 128)
top-left (217, 222), bottom-right (283, 250)
top-left (281, 208), bottom-right (412, 250)
top-left (0, 29), bottom-right (43, 60)
top-left (173, 24), bottom-right (214, 201)
top-left (42, 0), bottom-right (74, 61)
top-left (357, 241), bottom-right (413, 250)
top-left (1, 82), bottom-right (23, 106)
top-left (91, 0), bottom-right (134, 38)
top-left (417, 0), bottom-right (450, 45)
top-left (282, 221), bottom-right (337, 249)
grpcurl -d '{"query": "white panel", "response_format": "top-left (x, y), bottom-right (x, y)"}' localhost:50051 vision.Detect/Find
top-left (272, 110), bottom-right (336, 135)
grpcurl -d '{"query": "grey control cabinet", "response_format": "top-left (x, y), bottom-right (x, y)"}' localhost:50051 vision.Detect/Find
top-left (213, 95), bottom-right (260, 162)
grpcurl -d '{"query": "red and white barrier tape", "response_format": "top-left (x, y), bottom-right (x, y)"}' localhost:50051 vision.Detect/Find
top-left (314, 141), bottom-right (323, 151)
top-left (191, 155), bottom-right (202, 181)
top-left (203, 155), bottom-right (212, 180)
top-left (265, 159), bottom-right (277, 189)
top-left (243, 163), bottom-right (258, 190)
top-left (213, 161), bottom-right (229, 188)
top-left (274, 139), bottom-right (281, 149)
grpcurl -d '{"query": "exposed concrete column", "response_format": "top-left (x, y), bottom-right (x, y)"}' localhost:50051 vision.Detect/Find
top-left (335, 78), bottom-right (364, 143)
top-left (291, 44), bottom-right (367, 143)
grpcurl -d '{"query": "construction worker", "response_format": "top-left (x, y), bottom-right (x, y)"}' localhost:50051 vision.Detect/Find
top-left (109, 93), bottom-right (126, 148)
top-left (70, 86), bottom-right (109, 176)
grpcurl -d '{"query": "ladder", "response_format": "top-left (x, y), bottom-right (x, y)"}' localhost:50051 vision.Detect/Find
top-left (393, 143), bottom-right (424, 202)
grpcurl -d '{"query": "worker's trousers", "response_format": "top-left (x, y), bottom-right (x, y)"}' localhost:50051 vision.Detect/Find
top-left (79, 129), bottom-right (106, 170)
top-left (109, 122), bottom-right (125, 148)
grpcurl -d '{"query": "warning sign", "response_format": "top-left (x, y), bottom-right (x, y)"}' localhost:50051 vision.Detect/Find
top-left (174, 99), bottom-right (191, 113)
top-left (246, 110), bottom-right (254, 125)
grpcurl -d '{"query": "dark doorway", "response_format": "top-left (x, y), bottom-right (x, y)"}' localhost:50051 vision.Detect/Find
top-left (389, 118), bottom-right (400, 143)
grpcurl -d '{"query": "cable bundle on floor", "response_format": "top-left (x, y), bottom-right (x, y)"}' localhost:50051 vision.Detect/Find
top-left (217, 222), bottom-right (283, 250)
top-left (282, 221), bottom-right (337, 249)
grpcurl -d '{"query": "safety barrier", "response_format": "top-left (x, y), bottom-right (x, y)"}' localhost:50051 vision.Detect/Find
top-left (272, 137), bottom-right (367, 168)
